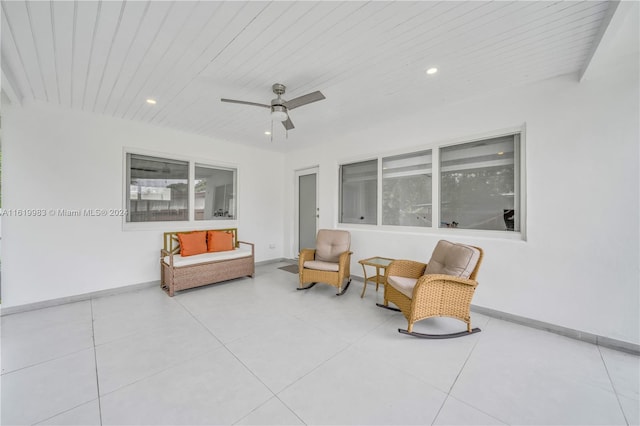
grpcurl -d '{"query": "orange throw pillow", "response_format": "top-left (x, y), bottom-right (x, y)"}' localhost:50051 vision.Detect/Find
top-left (177, 231), bottom-right (207, 257)
top-left (207, 230), bottom-right (234, 252)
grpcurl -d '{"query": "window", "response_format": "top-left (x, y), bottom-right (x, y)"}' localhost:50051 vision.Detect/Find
top-left (382, 150), bottom-right (432, 227)
top-left (440, 134), bottom-right (520, 231)
top-left (126, 153), bottom-right (238, 223)
top-left (127, 154), bottom-right (189, 222)
top-left (338, 131), bottom-right (523, 235)
top-left (195, 164), bottom-right (236, 220)
top-left (340, 160), bottom-right (377, 225)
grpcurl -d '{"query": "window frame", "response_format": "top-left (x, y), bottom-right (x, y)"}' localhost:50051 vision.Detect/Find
top-left (122, 148), bottom-right (240, 231)
top-left (337, 127), bottom-right (526, 240)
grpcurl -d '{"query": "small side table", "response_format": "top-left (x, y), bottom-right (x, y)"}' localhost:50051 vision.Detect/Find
top-left (358, 257), bottom-right (394, 298)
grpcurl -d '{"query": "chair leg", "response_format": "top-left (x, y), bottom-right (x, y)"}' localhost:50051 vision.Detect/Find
top-left (335, 278), bottom-right (351, 296)
top-left (297, 282), bottom-right (317, 291)
top-left (398, 328), bottom-right (481, 339)
top-left (399, 319), bottom-right (481, 339)
top-left (376, 303), bottom-right (401, 312)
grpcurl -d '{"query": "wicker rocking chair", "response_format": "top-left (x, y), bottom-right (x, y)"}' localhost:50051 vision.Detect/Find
top-left (378, 240), bottom-right (484, 338)
top-left (298, 229), bottom-right (352, 296)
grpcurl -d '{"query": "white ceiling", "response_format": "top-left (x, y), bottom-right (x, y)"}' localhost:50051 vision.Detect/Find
top-left (1, 1), bottom-right (616, 151)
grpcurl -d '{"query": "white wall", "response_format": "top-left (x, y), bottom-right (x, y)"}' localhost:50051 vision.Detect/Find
top-left (284, 53), bottom-right (639, 345)
top-left (1, 103), bottom-right (285, 308)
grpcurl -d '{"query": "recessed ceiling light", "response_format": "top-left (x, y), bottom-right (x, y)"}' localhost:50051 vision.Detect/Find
top-left (264, 131), bottom-right (271, 135)
top-left (146, 98), bottom-right (157, 105)
top-left (426, 67), bottom-right (438, 75)
top-left (497, 151), bottom-right (504, 155)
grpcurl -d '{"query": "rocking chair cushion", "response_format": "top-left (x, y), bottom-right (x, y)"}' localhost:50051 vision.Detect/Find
top-left (387, 275), bottom-right (418, 298)
top-left (315, 229), bottom-right (351, 263)
top-left (303, 260), bottom-right (340, 272)
top-left (425, 240), bottom-right (481, 279)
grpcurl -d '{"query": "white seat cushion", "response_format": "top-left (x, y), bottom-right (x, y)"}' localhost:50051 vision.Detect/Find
top-left (303, 260), bottom-right (339, 272)
top-left (164, 246), bottom-right (252, 267)
top-left (387, 275), bottom-right (418, 298)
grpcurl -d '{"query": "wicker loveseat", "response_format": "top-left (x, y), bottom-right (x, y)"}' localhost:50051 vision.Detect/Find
top-left (160, 228), bottom-right (254, 296)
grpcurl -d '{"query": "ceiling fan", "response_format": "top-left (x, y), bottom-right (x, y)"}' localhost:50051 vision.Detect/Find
top-left (221, 83), bottom-right (325, 131)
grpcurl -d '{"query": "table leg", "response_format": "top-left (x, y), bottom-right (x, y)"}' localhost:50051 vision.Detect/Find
top-left (375, 266), bottom-right (381, 291)
top-left (360, 263), bottom-right (368, 298)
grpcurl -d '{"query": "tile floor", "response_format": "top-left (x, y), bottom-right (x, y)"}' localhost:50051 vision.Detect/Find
top-left (1, 261), bottom-right (638, 425)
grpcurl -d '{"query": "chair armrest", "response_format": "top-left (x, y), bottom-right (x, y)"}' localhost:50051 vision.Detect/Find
top-left (238, 240), bottom-right (254, 256)
top-left (299, 249), bottom-right (316, 269)
top-left (338, 251), bottom-right (353, 269)
top-left (414, 274), bottom-right (478, 292)
top-left (386, 260), bottom-right (427, 279)
top-left (160, 248), bottom-right (173, 267)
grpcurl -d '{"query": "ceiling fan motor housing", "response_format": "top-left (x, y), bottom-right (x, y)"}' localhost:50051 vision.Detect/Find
top-left (272, 83), bottom-right (286, 96)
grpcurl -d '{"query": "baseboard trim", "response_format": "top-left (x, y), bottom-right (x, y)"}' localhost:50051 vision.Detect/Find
top-left (0, 280), bottom-right (159, 317)
top-left (470, 305), bottom-right (639, 355)
top-left (256, 258), bottom-right (286, 266)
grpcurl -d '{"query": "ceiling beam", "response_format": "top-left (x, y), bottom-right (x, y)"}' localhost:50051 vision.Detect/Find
top-left (578, 1), bottom-right (622, 82)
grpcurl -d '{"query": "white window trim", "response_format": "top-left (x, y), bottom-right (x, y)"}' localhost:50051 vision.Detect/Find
top-left (122, 147), bottom-right (240, 231)
top-left (336, 126), bottom-right (527, 240)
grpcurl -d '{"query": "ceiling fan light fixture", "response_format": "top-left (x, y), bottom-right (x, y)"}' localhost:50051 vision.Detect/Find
top-left (271, 105), bottom-right (288, 122)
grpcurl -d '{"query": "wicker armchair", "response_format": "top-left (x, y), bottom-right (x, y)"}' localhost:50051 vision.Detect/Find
top-left (378, 240), bottom-right (484, 338)
top-left (298, 229), bottom-right (352, 296)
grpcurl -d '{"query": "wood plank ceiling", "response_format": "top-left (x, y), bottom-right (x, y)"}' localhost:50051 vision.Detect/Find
top-left (1, 1), bottom-right (612, 151)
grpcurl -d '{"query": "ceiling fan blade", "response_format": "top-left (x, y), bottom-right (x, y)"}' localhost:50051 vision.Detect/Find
top-left (282, 116), bottom-right (295, 130)
top-left (220, 98), bottom-right (270, 108)
top-left (283, 91), bottom-right (325, 110)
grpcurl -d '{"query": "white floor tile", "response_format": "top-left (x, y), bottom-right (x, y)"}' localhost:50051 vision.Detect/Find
top-left (2, 264), bottom-right (638, 425)
top-left (234, 397), bottom-right (304, 425)
top-left (100, 348), bottom-right (272, 425)
top-left (292, 291), bottom-right (398, 343)
top-left (278, 347), bottom-right (448, 425)
top-left (227, 319), bottom-right (349, 393)
top-left (1, 315), bottom-right (94, 373)
top-left (1, 300), bottom-right (91, 331)
top-left (618, 394), bottom-right (640, 425)
top-left (600, 346), bottom-right (640, 399)
top-left (175, 278), bottom-right (263, 315)
top-left (1, 348), bottom-right (98, 425)
top-left (96, 320), bottom-right (222, 395)
top-left (450, 319), bottom-right (628, 425)
top-left (191, 300), bottom-right (296, 344)
top-left (433, 396), bottom-right (507, 425)
top-left (91, 287), bottom-right (193, 346)
top-left (352, 313), bottom-right (488, 393)
top-left (35, 399), bottom-right (101, 425)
